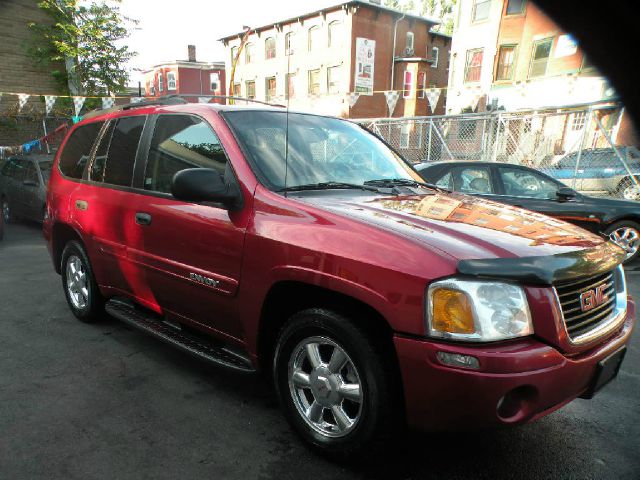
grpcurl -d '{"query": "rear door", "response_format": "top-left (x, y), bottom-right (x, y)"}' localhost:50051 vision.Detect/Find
top-left (127, 113), bottom-right (248, 339)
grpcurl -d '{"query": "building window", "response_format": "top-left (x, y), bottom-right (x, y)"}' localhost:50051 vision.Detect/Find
top-left (417, 71), bottom-right (426, 98)
top-left (265, 37), bottom-right (276, 59)
top-left (308, 69), bottom-right (320, 95)
top-left (265, 77), bottom-right (276, 102)
top-left (328, 21), bottom-right (342, 48)
top-left (158, 73), bottom-right (164, 92)
top-left (167, 71), bottom-right (176, 90)
top-left (472, 0), bottom-right (491, 23)
top-left (403, 70), bottom-right (413, 98)
top-left (286, 73), bottom-right (296, 99)
top-left (406, 31), bottom-right (414, 54)
top-left (327, 65), bottom-right (341, 94)
top-left (245, 43), bottom-right (254, 63)
top-left (495, 45), bottom-right (517, 81)
top-left (210, 73), bottom-right (220, 91)
top-left (464, 48), bottom-right (483, 82)
top-left (529, 37), bottom-right (553, 78)
top-left (572, 111), bottom-right (587, 131)
top-left (230, 46), bottom-right (238, 65)
top-left (506, 0), bottom-right (526, 15)
top-left (149, 80), bottom-right (155, 96)
top-left (431, 46), bottom-right (439, 68)
top-left (246, 80), bottom-right (255, 99)
top-left (233, 83), bottom-right (241, 97)
top-left (308, 26), bottom-right (321, 51)
top-left (400, 124), bottom-right (410, 148)
top-left (285, 32), bottom-right (294, 55)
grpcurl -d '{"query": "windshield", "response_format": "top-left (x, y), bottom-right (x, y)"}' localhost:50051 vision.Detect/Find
top-left (223, 111), bottom-right (422, 190)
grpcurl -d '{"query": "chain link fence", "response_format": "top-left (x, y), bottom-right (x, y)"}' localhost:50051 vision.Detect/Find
top-left (358, 103), bottom-right (640, 201)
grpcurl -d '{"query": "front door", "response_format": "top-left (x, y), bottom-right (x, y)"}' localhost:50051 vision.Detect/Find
top-left (128, 113), bottom-right (248, 340)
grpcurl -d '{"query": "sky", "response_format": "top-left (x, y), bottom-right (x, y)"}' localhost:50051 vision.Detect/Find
top-left (118, 0), bottom-right (339, 85)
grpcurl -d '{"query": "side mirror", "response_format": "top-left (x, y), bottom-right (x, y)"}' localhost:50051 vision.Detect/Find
top-left (23, 179), bottom-right (38, 187)
top-left (171, 168), bottom-right (239, 208)
top-left (556, 186), bottom-right (577, 200)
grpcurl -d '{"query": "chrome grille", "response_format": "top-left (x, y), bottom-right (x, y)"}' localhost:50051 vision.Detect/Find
top-left (554, 270), bottom-right (617, 339)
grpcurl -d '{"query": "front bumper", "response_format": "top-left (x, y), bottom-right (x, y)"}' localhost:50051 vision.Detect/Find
top-left (394, 298), bottom-right (635, 431)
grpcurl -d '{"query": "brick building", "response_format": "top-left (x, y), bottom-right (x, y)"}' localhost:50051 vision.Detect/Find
top-left (447, 0), bottom-right (615, 113)
top-left (219, 0), bottom-right (451, 118)
top-left (142, 45), bottom-right (226, 103)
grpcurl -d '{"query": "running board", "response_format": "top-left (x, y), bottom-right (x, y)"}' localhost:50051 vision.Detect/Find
top-left (105, 299), bottom-right (255, 373)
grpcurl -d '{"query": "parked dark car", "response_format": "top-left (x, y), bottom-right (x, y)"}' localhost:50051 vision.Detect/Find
top-left (0, 154), bottom-right (53, 224)
top-left (416, 161), bottom-right (640, 263)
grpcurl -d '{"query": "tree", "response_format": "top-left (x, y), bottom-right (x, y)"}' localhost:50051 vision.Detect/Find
top-left (385, 0), bottom-right (458, 35)
top-left (28, 0), bottom-right (137, 95)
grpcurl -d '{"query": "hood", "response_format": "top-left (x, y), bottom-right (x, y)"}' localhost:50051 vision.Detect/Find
top-left (293, 191), bottom-right (624, 282)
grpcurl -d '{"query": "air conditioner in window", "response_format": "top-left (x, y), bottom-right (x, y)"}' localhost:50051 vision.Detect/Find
top-left (404, 48), bottom-right (415, 56)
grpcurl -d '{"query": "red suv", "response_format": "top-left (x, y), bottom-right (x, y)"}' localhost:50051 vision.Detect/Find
top-left (44, 100), bottom-right (635, 455)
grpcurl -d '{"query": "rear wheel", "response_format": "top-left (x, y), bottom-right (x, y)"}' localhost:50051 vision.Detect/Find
top-left (273, 308), bottom-right (401, 457)
top-left (616, 178), bottom-right (640, 201)
top-left (605, 220), bottom-right (640, 264)
top-left (61, 241), bottom-right (105, 322)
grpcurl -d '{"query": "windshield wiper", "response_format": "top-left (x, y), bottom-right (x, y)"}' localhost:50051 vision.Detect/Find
top-left (278, 182), bottom-right (383, 193)
top-left (364, 178), bottom-right (438, 189)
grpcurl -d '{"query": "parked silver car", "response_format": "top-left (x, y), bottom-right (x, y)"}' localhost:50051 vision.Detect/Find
top-left (0, 154), bottom-right (53, 224)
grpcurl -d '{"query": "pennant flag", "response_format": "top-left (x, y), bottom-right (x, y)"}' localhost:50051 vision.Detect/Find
top-left (384, 91), bottom-right (400, 117)
top-left (102, 96), bottom-right (115, 109)
top-left (72, 96), bottom-right (86, 116)
top-left (17, 93), bottom-right (30, 112)
top-left (347, 92), bottom-right (360, 108)
top-left (426, 88), bottom-right (441, 113)
top-left (44, 95), bottom-right (57, 115)
top-left (130, 97), bottom-right (144, 104)
top-left (198, 97), bottom-right (211, 104)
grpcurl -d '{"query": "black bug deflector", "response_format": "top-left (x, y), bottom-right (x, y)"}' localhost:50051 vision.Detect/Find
top-left (457, 241), bottom-right (627, 286)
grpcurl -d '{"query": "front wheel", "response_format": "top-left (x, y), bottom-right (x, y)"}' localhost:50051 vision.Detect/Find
top-left (273, 308), bottom-right (401, 457)
top-left (606, 220), bottom-right (640, 264)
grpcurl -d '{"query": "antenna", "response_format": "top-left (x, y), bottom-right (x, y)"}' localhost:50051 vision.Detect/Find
top-left (284, 28), bottom-right (292, 193)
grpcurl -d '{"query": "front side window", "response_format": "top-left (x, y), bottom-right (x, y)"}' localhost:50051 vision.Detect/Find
top-left (308, 69), bottom-right (320, 95)
top-left (498, 167), bottom-right (560, 198)
top-left (266, 77), bottom-right (277, 102)
top-left (495, 45), bottom-right (517, 81)
top-left (222, 111), bottom-right (422, 191)
top-left (472, 0), bottom-right (491, 22)
top-left (144, 115), bottom-right (228, 194)
top-left (453, 167), bottom-right (493, 194)
top-left (167, 71), bottom-right (177, 90)
top-left (59, 122), bottom-right (103, 179)
top-left (464, 48), bottom-right (483, 83)
top-left (529, 37), bottom-right (553, 78)
top-left (246, 80), bottom-right (256, 99)
top-left (265, 37), bottom-right (276, 59)
top-left (102, 116), bottom-right (145, 187)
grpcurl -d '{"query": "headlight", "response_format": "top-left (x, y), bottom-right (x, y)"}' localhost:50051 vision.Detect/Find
top-left (426, 278), bottom-right (533, 342)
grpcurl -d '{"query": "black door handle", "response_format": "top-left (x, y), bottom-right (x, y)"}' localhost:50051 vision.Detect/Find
top-left (135, 212), bottom-right (152, 226)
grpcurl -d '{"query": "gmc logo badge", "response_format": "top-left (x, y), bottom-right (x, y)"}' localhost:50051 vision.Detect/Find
top-left (579, 284), bottom-right (609, 312)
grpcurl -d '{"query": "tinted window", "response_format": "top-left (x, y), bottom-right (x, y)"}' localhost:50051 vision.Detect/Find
top-left (103, 116), bottom-right (145, 187)
top-left (453, 167), bottom-right (493, 194)
top-left (435, 171), bottom-right (453, 189)
top-left (499, 167), bottom-right (560, 198)
top-left (144, 115), bottom-right (227, 194)
top-left (24, 163), bottom-right (38, 185)
top-left (59, 122), bottom-right (103, 179)
top-left (13, 160), bottom-right (28, 182)
top-left (90, 121), bottom-right (116, 182)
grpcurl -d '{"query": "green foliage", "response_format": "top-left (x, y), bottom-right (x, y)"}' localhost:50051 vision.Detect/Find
top-left (28, 0), bottom-right (137, 95)
top-left (385, 0), bottom-right (458, 35)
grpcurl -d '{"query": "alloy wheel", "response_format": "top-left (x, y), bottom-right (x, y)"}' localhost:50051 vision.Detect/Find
top-left (609, 227), bottom-right (640, 259)
top-left (288, 336), bottom-right (363, 438)
top-left (66, 255), bottom-right (89, 309)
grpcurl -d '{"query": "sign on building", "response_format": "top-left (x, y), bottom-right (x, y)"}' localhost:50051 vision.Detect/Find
top-left (355, 38), bottom-right (375, 96)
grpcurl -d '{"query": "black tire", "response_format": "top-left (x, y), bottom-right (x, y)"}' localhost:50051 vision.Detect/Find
top-left (273, 308), bottom-right (401, 457)
top-left (2, 197), bottom-right (13, 224)
top-left (61, 241), bottom-right (105, 322)
top-left (605, 220), bottom-right (640, 264)
top-left (616, 177), bottom-right (640, 201)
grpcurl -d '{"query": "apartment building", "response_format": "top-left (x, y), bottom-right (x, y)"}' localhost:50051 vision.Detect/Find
top-left (447, 0), bottom-right (615, 114)
top-left (142, 45), bottom-right (226, 102)
top-left (219, 0), bottom-right (451, 118)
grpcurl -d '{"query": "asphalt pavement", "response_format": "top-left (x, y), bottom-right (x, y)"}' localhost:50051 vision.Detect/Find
top-left (1, 222), bottom-right (639, 480)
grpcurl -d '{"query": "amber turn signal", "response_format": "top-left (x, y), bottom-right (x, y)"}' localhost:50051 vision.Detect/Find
top-left (431, 288), bottom-right (475, 334)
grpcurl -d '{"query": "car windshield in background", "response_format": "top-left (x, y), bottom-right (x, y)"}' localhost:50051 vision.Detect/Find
top-left (223, 111), bottom-right (422, 191)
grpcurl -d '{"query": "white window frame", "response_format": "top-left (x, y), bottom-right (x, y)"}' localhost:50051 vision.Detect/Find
top-left (431, 47), bottom-right (439, 68)
top-left (406, 32), bottom-right (414, 52)
top-left (158, 73), bottom-right (164, 92)
top-left (327, 65), bottom-right (341, 95)
top-left (417, 71), bottom-right (426, 99)
top-left (403, 70), bottom-right (414, 98)
top-left (167, 71), bottom-right (176, 90)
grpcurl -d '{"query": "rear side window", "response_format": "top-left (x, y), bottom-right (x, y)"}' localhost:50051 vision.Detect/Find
top-left (59, 122), bottom-right (103, 179)
top-left (144, 114), bottom-right (228, 194)
top-left (102, 116), bottom-right (146, 187)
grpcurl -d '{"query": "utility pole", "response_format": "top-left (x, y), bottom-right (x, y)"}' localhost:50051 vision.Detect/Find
top-left (228, 26), bottom-right (252, 105)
